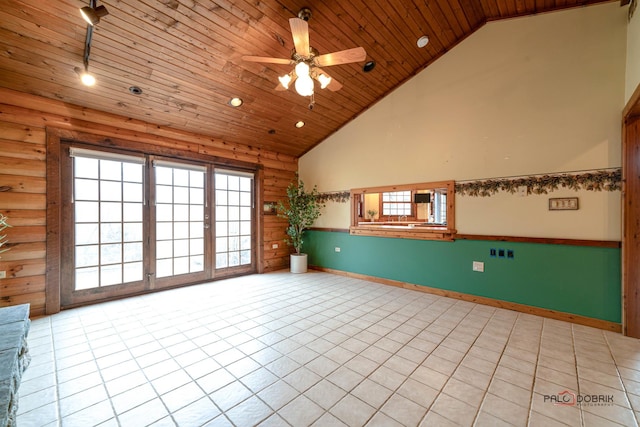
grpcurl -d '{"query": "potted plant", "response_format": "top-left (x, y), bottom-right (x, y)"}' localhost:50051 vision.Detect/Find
top-left (367, 209), bottom-right (378, 222)
top-left (0, 213), bottom-right (11, 258)
top-left (277, 174), bottom-right (323, 273)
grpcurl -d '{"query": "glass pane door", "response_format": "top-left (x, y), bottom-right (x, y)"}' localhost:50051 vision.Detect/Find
top-left (214, 170), bottom-right (255, 274)
top-left (152, 161), bottom-right (208, 288)
top-left (61, 146), bottom-right (257, 308)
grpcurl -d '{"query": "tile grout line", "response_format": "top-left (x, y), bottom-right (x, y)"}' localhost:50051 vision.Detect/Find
top-left (467, 309), bottom-right (525, 426)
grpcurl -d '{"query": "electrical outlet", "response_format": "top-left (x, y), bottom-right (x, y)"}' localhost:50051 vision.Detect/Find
top-left (507, 250), bottom-right (514, 259)
top-left (472, 261), bottom-right (484, 272)
top-left (498, 249), bottom-right (505, 258)
top-left (335, 247), bottom-right (341, 252)
top-left (272, 243), bottom-right (278, 249)
top-left (490, 248), bottom-right (497, 257)
top-left (0, 271), bottom-right (6, 279)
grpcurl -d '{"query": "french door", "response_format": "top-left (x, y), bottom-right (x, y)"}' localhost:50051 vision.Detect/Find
top-left (60, 145), bottom-right (256, 307)
top-left (213, 169), bottom-right (256, 277)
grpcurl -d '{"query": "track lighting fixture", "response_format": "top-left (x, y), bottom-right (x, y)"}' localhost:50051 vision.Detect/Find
top-left (74, 66), bottom-right (96, 86)
top-left (80, 3), bottom-right (109, 26)
top-left (77, 0), bottom-right (108, 86)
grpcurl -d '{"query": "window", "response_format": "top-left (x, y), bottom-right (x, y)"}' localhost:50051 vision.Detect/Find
top-left (434, 191), bottom-right (447, 224)
top-left (71, 148), bottom-right (145, 290)
top-left (382, 191), bottom-right (412, 217)
top-left (350, 180), bottom-right (456, 241)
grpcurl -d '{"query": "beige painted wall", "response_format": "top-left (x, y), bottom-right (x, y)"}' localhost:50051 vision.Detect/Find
top-left (302, 3), bottom-right (627, 240)
top-left (627, 3), bottom-right (640, 103)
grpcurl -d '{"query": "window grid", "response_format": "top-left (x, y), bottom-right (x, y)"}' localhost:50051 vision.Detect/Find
top-left (382, 190), bottom-right (412, 216)
top-left (73, 157), bottom-right (144, 290)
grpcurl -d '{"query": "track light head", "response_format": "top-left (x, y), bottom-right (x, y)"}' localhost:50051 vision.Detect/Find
top-left (74, 66), bottom-right (96, 86)
top-left (80, 5), bottom-right (109, 26)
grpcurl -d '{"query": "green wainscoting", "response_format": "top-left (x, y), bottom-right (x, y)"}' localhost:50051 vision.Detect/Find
top-left (303, 230), bottom-right (621, 323)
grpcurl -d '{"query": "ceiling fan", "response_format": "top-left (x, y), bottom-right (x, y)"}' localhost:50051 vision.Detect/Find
top-left (242, 8), bottom-right (366, 105)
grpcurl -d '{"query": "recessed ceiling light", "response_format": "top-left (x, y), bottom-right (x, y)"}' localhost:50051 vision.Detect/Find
top-left (417, 36), bottom-right (430, 48)
top-left (228, 97), bottom-right (243, 107)
top-left (295, 121), bottom-right (305, 128)
top-left (129, 86), bottom-right (143, 95)
top-left (363, 61), bottom-right (376, 72)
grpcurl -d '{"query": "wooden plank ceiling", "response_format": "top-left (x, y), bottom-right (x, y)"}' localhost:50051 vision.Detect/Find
top-left (0, 0), bottom-right (615, 158)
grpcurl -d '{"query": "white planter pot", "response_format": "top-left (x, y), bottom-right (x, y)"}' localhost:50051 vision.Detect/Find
top-left (290, 253), bottom-right (308, 273)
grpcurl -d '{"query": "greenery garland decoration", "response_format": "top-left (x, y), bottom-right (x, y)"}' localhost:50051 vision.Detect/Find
top-left (455, 169), bottom-right (621, 197)
top-left (317, 191), bottom-right (351, 203)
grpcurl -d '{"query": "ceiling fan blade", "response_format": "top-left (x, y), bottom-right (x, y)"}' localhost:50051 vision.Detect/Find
top-left (327, 78), bottom-right (343, 92)
top-left (314, 47), bottom-right (367, 67)
top-left (242, 56), bottom-right (292, 65)
top-left (289, 18), bottom-right (310, 57)
top-left (315, 68), bottom-right (343, 91)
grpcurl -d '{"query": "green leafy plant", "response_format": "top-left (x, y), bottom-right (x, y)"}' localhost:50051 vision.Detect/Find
top-left (367, 209), bottom-right (378, 220)
top-left (0, 213), bottom-right (11, 257)
top-left (277, 175), bottom-right (324, 255)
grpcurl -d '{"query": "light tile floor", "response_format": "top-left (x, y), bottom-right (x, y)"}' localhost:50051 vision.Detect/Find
top-left (15, 271), bottom-right (640, 427)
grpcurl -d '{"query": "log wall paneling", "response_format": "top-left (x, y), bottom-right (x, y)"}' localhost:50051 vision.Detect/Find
top-left (0, 117), bottom-right (47, 315)
top-left (0, 90), bottom-right (297, 317)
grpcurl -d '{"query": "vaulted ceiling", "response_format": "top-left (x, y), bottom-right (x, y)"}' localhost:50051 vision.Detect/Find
top-left (0, 0), bottom-right (615, 157)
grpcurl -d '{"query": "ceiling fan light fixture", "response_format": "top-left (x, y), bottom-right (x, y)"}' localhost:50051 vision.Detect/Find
top-left (295, 75), bottom-right (314, 97)
top-left (295, 61), bottom-right (310, 78)
top-left (80, 5), bottom-right (109, 26)
top-left (242, 7), bottom-right (366, 103)
top-left (317, 73), bottom-right (332, 89)
top-left (278, 73), bottom-right (292, 90)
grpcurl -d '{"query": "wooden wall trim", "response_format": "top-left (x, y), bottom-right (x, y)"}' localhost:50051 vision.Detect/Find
top-left (623, 81), bottom-right (640, 121)
top-left (623, 116), bottom-right (640, 337)
top-left (455, 234), bottom-right (621, 248)
top-left (309, 228), bottom-right (621, 248)
top-left (311, 266), bottom-right (622, 333)
top-left (309, 227), bottom-right (350, 233)
top-left (44, 130), bottom-right (61, 314)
